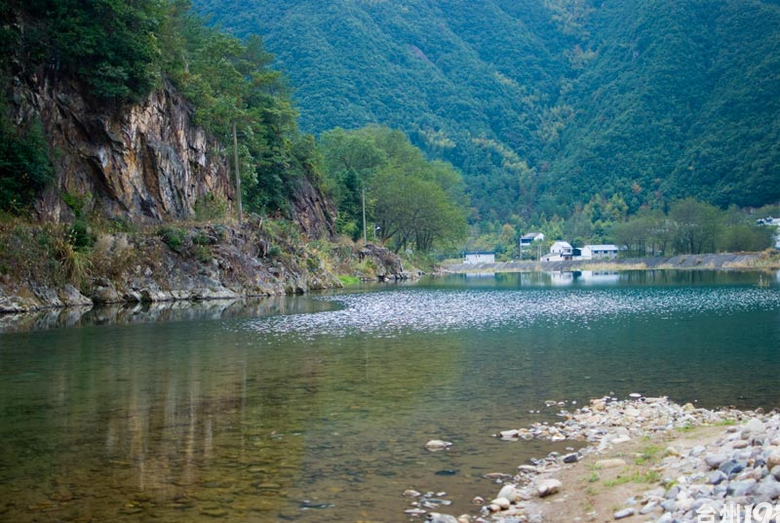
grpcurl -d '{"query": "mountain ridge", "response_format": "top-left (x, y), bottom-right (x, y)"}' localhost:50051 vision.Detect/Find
top-left (195, 0), bottom-right (780, 221)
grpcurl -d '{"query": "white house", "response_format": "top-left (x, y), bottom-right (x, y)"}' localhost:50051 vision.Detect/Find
top-left (519, 232), bottom-right (545, 245)
top-left (756, 217), bottom-right (780, 248)
top-left (580, 244), bottom-right (619, 260)
top-left (464, 251), bottom-right (496, 264)
top-left (541, 241), bottom-right (573, 262)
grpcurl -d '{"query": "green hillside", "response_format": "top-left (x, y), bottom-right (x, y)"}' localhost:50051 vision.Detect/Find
top-left (194, 0), bottom-right (780, 222)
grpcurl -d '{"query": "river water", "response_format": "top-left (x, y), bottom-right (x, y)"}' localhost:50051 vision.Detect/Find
top-left (1, 270), bottom-right (780, 522)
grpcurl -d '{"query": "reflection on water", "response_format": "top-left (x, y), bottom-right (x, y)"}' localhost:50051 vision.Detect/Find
top-left (1, 271), bottom-right (779, 522)
top-left (0, 296), bottom-right (337, 334)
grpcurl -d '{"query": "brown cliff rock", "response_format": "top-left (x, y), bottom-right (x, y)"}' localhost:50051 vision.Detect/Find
top-left (12, 76), bottom-right (233, 223)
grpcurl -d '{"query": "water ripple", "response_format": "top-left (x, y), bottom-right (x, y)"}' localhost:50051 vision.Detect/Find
top-left (245, 287), bottom-right (780, 339)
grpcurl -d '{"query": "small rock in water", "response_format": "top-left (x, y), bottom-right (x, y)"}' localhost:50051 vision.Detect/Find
top-left (629, 393), bottom-right (643, 399)
top-left (435, 469), bottom-right (458, 476)
top-left (614, 508), bottom-right (635, 519)
top-left (403, 489), bottom-right (421, 498)
top-left (425, 440), bottom-right (453, 451)
top-left (427, 513), bottom-right (459, 523)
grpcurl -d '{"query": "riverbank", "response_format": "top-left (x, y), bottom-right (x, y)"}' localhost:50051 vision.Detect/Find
top-left (444, 252), bottom-right (780, 274)
top-left (0, 217), bottom-right (409, 313)
top-left (418, 396), bottom-right (780, 523)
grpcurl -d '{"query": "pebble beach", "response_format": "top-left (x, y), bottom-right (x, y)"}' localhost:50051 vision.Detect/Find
top-left (412, 395), bottom-right (780, 523)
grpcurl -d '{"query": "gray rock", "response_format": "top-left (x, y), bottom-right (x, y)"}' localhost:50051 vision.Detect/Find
top-left (536, 478), bottom-right (562, 497)
top-left (719, 459), bottom-right (746, 477)
top-left (639, 501), bottom-right (659, 515)
top-left (746, 418), bottom-right (767, 434)
top-left (613, 508), bottom-right (634, 519)
top-left (562, 452), bottom-right (578, 463)
top-left (708, 470), bottom-right (728, 485)
top-left (753, 477), bottom-right (780, 500)
top-left (426, 513), bottom-right (459, 523)
top-left (727, 478), bottom-right (757, 497)
top-left (772, 465), bottom-right (780, 481)
top-left (705, 453), bottom-right (729, 469)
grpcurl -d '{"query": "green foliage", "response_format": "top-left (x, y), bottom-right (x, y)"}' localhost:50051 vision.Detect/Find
top-left (194, 192), bottom-right (228, 222)
top-left (10, 0), bottom-right (166, 101)
top-left (319, 126), bottom-right (469, 252)
top-left (3, 1), bottom-right (317, 218)
top-left (0, 105), bottom-right (54, 213)
top-left (611, 198), bottom-right (773, 256)
top-left (157, 225), bottom-right (187, 251)
top-left (196, 0), bottom-right (780, 223)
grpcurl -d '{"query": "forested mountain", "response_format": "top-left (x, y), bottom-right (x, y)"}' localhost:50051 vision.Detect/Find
top-left (194, 0), bottom-right (780, 223)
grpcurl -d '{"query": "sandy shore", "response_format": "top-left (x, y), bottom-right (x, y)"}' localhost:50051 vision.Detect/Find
top-left (417, 395), bottom-right (780, 523)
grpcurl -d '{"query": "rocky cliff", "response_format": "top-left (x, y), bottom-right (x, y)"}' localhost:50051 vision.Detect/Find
top-left (11, 74), bottom-right (233, 223)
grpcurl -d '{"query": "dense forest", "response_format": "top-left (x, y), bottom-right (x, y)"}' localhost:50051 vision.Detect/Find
top-left (0, 0), bottom-right (316, 217)
top-left (194, 0), bottom-right (780, 226)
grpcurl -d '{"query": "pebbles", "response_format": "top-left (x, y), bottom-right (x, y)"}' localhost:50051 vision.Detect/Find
top-left (416, 395), bottom-right (780, 522)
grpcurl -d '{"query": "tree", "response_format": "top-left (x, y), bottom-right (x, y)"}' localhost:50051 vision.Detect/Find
top-left (668, 198), bottom-right (721, 254)
top-left (320, 126), bottom-right (468, 251)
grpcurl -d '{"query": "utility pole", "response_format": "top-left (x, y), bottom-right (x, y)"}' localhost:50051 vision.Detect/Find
top-left (233, 122), bottom-right (242, 224)
top-left (362, 185), bottom-right (367, 244)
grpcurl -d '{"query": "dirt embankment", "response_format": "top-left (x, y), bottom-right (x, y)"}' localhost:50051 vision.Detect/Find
top-left (445, 252), bottom-right (780, 274)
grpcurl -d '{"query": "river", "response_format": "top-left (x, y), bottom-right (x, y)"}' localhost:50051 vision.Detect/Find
top-left (1, 270), bottom-right (779, 522)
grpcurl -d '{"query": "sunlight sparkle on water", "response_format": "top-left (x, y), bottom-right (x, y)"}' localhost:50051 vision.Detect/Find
top-left (247, 286), bottom-right (780, 339)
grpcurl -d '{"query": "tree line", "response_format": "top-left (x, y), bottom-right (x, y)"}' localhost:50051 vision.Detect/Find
top-left (0, 1), bottom-right (469, 254)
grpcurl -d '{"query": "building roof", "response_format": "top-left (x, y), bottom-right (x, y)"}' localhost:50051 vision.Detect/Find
top-left (521, 232), bottom-right (543, 239)
top-left (584, 244), bottom-right (619, 251)
top-left (551, 241), bottom-right (572, 248)
top-left (464, 251), bottom-right (495, 255)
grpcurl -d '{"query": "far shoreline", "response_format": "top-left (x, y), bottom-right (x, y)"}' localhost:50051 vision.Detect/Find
top-left (443, 252), bottom-right (780, 274)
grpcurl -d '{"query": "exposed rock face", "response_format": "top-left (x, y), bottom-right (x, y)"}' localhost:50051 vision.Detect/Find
top-left (12, 75), bottom-right (233, 223)
top-left (358, 243), bottom-right (406, 280)
top-left (293, 176), bottom-right (336, 239)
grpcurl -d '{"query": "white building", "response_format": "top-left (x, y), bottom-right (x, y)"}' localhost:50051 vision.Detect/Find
top-left (519, 232), bottom-right (545, 245)
top-left (464, 251), bottom-right (496, 264)
top-left (541, 241), bottom-right (573, 262)
top-left (580, 244), bottom-right (620, 260)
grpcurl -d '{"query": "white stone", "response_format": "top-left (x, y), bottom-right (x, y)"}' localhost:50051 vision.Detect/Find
top-left (746, 418), bottom-right (766, 434)
top-left (497, 485), bottom-right (519, 502)
top-left (425, 439), bottom-right (452, 451)
top-left (490, 497), bottom-right (511, 510)
top-left (536, 478), bottom-right (562, 497)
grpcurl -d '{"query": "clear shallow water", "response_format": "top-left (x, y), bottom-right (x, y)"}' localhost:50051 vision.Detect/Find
top-left (1, 270), bottom-right (780, 522)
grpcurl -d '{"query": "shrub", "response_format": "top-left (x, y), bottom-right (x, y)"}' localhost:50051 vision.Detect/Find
top-left (157, 226), bottom-right (187, 251)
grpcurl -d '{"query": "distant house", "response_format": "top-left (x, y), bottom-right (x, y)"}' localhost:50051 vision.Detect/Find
top-left (541, 241), bottom-right (573, 262)
top-left (580, 244), bottom-right (619, 260)
top-left (464, 251), bottom-right (496, 264)
top-left (519, 232), bottom-right (545, 245)
top-left (756, 217), bottom-right (780, 249)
